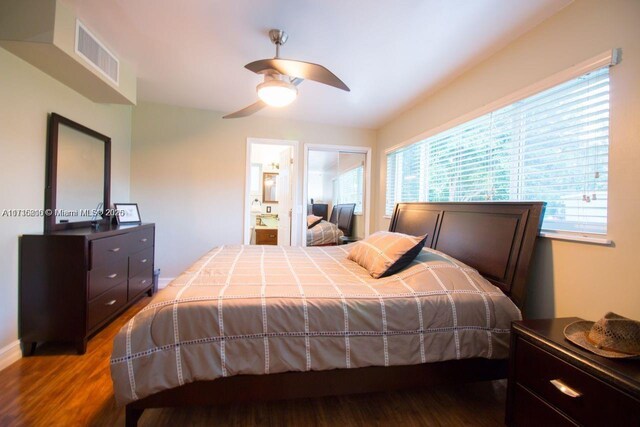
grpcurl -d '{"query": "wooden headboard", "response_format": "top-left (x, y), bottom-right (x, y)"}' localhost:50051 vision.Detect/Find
top-left (388, 202), bottom-right (545, 309)
top-left (330, 203), bottom-right (356, 237)
top-left (307, 203), bottom-right (329, 221)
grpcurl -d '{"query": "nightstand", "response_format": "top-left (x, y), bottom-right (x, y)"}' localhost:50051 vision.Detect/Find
top-left (506, 318), bottom-right (640, 426)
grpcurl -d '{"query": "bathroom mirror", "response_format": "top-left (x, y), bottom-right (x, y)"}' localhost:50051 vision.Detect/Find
top-left (45, 113), bottom-right (111, 231)
top-left (262, 172), bottom-right (278, 203)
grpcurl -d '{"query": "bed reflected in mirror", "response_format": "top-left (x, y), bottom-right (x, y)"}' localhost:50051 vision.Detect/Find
top-left (306, 148), bottom-right (368, 246)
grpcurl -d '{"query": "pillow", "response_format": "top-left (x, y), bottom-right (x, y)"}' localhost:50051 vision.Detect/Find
top-left (347, 231), bottom-right (427, 278)
top-left (307, 215), bottom-right (323, 229)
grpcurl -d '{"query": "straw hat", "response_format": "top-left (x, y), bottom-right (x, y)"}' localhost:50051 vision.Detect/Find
top-left (564, 312), bottom-right (640, 358)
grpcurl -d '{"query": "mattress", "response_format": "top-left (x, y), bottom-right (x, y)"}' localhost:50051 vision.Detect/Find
top-left (306, 220), bottom-right (344, 246)
top-left (110, 244), bottom-right (521, 405)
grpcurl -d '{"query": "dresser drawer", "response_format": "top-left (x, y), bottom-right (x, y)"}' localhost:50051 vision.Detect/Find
top-left (515, 337), bottom-right (640, 426)
top-left (129, 246), bottom-right (154, 278)
top-left (89, 258), bottom-right (128, 299)
top-left (255, 229), bottom-right (277, 245)
top-left (128, 227), bottom-right (154, 253)
top-left (513, 384), bottom-right (576, 426)
top-left (88, 281), bottom-right (127, 330)
top-left (90, 234), bottom-right (129, 269)
top-left (128, 267), bottom-right (153, 300)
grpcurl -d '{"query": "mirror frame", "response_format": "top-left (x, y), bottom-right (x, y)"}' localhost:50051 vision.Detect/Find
top-left (45, 113), bottom-right (111, 231)
top-left (262, 172), bottom-right (278, 204)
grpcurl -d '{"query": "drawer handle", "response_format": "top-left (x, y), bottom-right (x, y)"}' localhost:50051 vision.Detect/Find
top-left (109, 247), bottom-right (121, 253)
top-left (106, 273), bottom-right (118, 279)
top-left (550, 379), bottom-right (581, 398)
top-left (140, 279), bottom-right (148, 285)
top-left (140, 259), bottom-right (148, 263)
top-left (105, 299), bottom-right (117, 306)
top-left (140, 238), bottom-right (148, 243)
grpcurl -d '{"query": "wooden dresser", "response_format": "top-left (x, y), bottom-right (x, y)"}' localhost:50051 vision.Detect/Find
top-left (20, 223), bottom-right (155, 355)
top-left (255, 228), bottom-right (278, 245)
top-left (506, 318), bottom-right (640, 426)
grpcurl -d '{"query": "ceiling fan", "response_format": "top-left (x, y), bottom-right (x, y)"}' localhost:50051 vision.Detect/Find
top-left (223, 29), bottom-right (350, 119)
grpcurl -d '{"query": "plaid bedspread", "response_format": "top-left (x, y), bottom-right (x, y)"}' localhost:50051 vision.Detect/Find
top-left (306, 220), bottom-right (344, 246)
top-left (110, 244), bottom-right (521, 405)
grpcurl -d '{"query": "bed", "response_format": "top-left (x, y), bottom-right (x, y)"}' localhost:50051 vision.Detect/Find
top-left (114, 201), bottom-right (545, 426)
top-left (306, 203), bottom-right (355, 246)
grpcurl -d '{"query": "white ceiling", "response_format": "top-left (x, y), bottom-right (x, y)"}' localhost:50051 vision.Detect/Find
top-left (61, 0), bottom-right (570, 128)
top-left (308, 150), bottom-right (339, 173)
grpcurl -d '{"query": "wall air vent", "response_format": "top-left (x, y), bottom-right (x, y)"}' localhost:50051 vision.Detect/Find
top-left (75, 20), bottom-right (119, 85)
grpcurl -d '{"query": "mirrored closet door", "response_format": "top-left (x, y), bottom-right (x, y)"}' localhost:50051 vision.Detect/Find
top-left (305, 146), bottom-right (370, 247)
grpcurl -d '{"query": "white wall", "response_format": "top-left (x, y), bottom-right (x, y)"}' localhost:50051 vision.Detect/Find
top-left (375, 0), bottom-right (640, 320)
top-left (130, 102), bottom-right (376, 278)
top-left (308, 171), bottom-right (328, 204)
top-left (0, 47), bottom-right (132, 354)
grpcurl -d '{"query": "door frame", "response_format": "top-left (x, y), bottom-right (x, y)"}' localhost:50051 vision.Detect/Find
top-left (303, 144), bottom-right (372, 246)
top-left (244, 138), bottom-right (300, 246)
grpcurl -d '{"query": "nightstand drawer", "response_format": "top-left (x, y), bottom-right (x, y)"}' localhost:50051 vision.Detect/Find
top-left (515, 337), bottom-right (640, 426)
top-left (513, 384), bottom-right (576, 427)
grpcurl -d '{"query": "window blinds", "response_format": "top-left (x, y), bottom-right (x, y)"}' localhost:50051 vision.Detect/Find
top-left (386, 67), bottom-right (610, 234)
top-left (336, 165), bottom-right (364, 214)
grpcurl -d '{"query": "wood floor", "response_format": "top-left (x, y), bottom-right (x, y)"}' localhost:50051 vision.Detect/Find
top-left (0, 297), bottom-right (508, 426)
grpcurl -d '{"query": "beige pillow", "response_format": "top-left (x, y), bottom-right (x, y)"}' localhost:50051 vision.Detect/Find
top-left (307, 215), bottom-right (323, 229)
top-left (347, 231), bottom-right (427, 278)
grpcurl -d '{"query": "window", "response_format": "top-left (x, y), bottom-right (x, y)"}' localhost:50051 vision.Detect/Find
top-left (386, 67), bottom-right (610, 235)
top-left (335, 165), bottom-right (364, 214)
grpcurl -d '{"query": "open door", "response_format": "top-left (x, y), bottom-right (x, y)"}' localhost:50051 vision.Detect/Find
top-left (277, 147), bottom-right (293, 245)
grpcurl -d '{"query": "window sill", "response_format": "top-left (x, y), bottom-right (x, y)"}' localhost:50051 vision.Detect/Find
top-left (383, 216), bottom-right (611, 245)
top-left (539, 232), bottom-right (612, 246)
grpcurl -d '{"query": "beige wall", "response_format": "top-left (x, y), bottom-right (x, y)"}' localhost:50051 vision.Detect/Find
top-left (376, 0), bottom-right (640, 320)
top-left (130, 102), bottom-right (376, 278)
top-left (0, 47), bottom-right (132, 351)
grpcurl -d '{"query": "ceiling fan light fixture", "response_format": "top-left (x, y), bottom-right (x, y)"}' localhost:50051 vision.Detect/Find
top-left (257, 79), bottom-right (297, 107)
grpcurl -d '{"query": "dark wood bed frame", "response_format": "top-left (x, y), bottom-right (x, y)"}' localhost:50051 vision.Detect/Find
top-left (126, 201), bottom-right (545, 426)
top-left (329, 203), bottom-right (356, 237)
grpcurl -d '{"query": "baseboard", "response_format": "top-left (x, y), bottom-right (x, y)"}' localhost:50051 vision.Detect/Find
top-left (158, 277), bottom-right (175, 290)
top-left (0, 340), bottom-right (22, 371)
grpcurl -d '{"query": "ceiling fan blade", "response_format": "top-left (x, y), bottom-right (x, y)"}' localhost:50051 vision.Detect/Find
top-left (245, 59), bottom-right (349, 91)
top-left (222, 100), bottom-right (267, 119)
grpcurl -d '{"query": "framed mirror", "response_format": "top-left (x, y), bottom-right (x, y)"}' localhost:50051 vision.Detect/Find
top-left (45, 113), bottom-right (111, 231)
top-left (262, 172), bottom-right (278, 203)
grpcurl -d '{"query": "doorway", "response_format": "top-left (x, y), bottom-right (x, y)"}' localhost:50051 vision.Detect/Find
top-left (304, 145), bottom-right (372, 246)
top-left (244, 138), bottom-right (299, 246)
